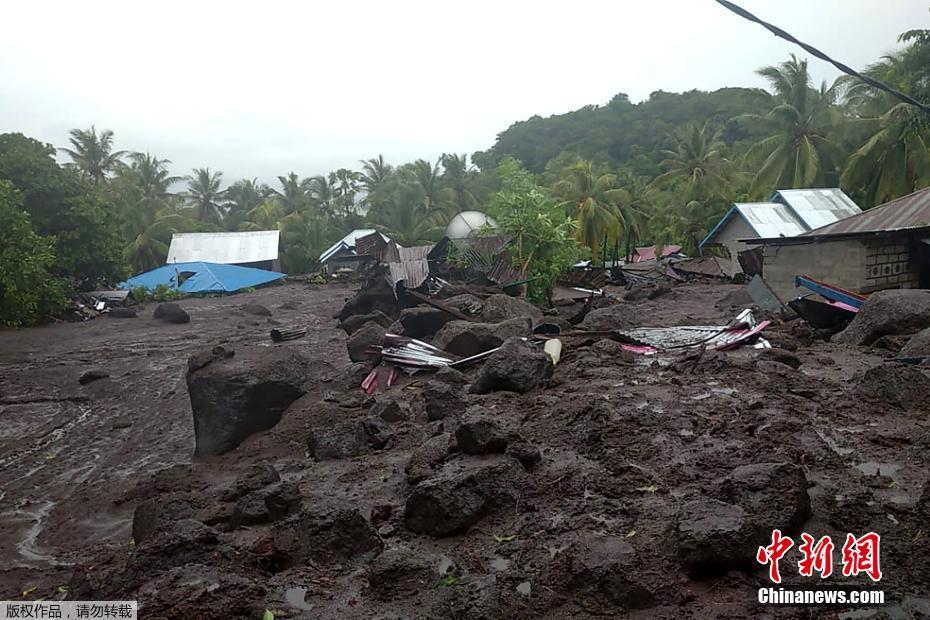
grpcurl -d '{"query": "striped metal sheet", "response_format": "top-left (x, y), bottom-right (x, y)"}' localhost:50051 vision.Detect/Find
top-left (799, 186), bottom-right (930, 237)
top-left (168, 231), bottom-right (279, 265)
top-left (772, 188), bottom-right (862, 230)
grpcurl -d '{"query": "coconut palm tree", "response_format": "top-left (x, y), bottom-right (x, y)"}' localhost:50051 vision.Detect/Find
top-left (440, 153), bottom-right (477, 213)
top-left (740, 55), bottom-right (845, 195)
top-left (186, 167), bottom-right (225, 224)
top-left (359, 155), bottom-right (393, 195)
top-left (411, 158), bottom-right (444, 217)
top-left (365, 173), bottom-right (446, 245)
top-left (60, 126), bottom-right (126, 185)
top-left (552, 161), bottom-right (631, 263)
top-left (333, 168), bottom-right (361, 216)
top-left (839, 44), bottom-right (930, 207)
top-left (278, 210), bottom-right (334, 274)
top-left (225, 178), bottom-right (272, 230)
top-left (123, 213), bottom-right (198, 273)
top-left (274, 172), bottom-right (311, 215)
top-left (307, 174), bottom-right (337, 215)
top-left (652, 123), bottom-right (737, 200)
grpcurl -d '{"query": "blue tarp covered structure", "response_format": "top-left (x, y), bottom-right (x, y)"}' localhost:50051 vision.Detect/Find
top-left (119, 261), bottom-right (286, 294)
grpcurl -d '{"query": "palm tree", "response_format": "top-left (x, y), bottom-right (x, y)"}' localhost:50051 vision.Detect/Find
top-left (365, 173), bottom-right (446, 245)
top-left (307, 174), bottom-right (337, 215)
top-left (278, 211), bottom-right (334, 274)
top-left (359, 155), bottom-right (393, 194)
top-left (333, 168), bottom-right (360, 216)
top-left (225, 178), bottom-right (272, 230)
top-left (124, 213), bottom-right (198, 273)
top-left (740, 55), bottom-right (845, 195)
top-left (652, 123), bottom-right (737, 200)
top-left (840, 47), bottom-right (930, 207)
top-left (552, 161), bottom-right (631, 263)
top-left (124, 152), bottom-right (181, 202)
top-left (60, 126), bottom-right (126, 185)
top-left (411, 158), bottom-right (444, 217)
top-left (440, 153), bottom-right (477, 213)
top-left (186, 168), bottom-right (225, 224)
top-left (238, 198), bottom-right (284, 231)
top-left (274, 172), bottom-right (311, 214)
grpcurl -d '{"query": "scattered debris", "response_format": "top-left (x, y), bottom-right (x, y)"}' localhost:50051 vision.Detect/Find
top-left (270, 327), bottom-right (307, 342)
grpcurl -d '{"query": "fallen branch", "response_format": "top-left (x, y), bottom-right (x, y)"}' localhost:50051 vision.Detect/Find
top-left (405, 289), bottom-right (480, 323)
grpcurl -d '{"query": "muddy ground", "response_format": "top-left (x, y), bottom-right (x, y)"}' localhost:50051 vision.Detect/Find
top-left (1, 281), bottom-right (929, 619)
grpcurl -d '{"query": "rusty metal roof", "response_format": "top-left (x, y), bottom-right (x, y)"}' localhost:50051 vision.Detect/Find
top-left (797, 186), bottom-right (930, 237)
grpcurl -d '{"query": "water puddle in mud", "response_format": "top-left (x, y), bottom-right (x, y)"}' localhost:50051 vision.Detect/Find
top-left (11, 501), bottom-right (57, 566)
top-left (854, 461), bottom-right (900, 478)
top-left (437, 555), bottom-right (455, 575)
top-left (285, 587), bottom-right (313, 611)
top-left (489, 557), bottom-right (511, 572)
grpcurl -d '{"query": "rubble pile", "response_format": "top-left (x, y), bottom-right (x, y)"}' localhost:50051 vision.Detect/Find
top-left (7, 268), bottom-right (930, 618)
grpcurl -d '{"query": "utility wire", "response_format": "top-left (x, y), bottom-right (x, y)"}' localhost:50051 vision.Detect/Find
top-left (714, 0), bottom-right (930, 115)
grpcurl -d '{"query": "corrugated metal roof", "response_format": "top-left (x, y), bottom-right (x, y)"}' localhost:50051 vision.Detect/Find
top-left (385, 258), bottom-right (430, 291)
top-left (397, 245), bottom-right (433, 261)
top-left (167, 231), bottom-right (279, 265)
top-left (736, 203), bottom-right (808, 238)
top-left (798, 186), bottom-right (930, 237)
top-left (772, 188), bottom-right (862, 230)
top-left (632, 244), bottom-right (682, 262)
top-left (319, 229), bottom-right (391, 263)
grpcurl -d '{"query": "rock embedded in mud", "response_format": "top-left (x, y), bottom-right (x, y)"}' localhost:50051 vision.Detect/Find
top-left (578, 304), bottom-right (635, 331)
top-left (272, 507), bottom-right (382, 568)
top-left (153, 302), bottom-right (191, 324)
top-left (223, 462), bottom-right (281, 501)
top-left (422, 380), bottom-right (465, 421)
top-left (347, 321), bottom-right (387, 362)
top-left (834, 289), bottom-right (930, 346)
top-left (371, 396), bottom-right (408, 422)
top-left (723, 462), bottom-right (810, 534)
top-left (186, 347), bottom-right (311, 456)
top-left (231, 481), bottom-right (301, 527)
top-left (405, 432), bottom-right (452, 484)
top-left (241, 303), bottom-right (272, 316)
top-left (404, 456), bottom-right (524, 536)
top-left (901, 327), bottom-right (930, 358)
top-left (454, 413), bottom-right (509, 455)
top-left (480, 294), bottom-right (543, 323)
top-left (471, 337), bottom-right (553, 394)
top-left (339, 309), bottom-right (393, 335)
top-left (675, 497), bottom-right (754, 576)
top-left (856, 363), bottom-right (930, 410)
top-left (566, 531), bottom-right (656, 609)
top-left (399, 306), bottom-right (456, 338)
top-left (78, 368), bottom-right (109, 385)
top-left (756, 347), bottom-right (802, 369)
top-left (505, 440), bottom-right (542, 470)
top-left (132, 498), bottom-right (196, 544)
top-left (367, 548), bottom-right (437, 599)
top-left (107, 307), bottom-right (138, 318)
top-left (362, 415), bottom-right (394, 449)
top-left (433, 317), bottom-right (532, 357)
top-left (433, 365), bottom-right (467, 385)
top-left (303, 404), bottom-right (394, 459)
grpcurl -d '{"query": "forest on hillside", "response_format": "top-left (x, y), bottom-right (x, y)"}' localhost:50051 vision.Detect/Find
top-left (1, 21), bottom-right (928, 326)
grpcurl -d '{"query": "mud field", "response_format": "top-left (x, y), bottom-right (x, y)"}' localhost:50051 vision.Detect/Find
top-left (1, 280), bottom-right (929, 619)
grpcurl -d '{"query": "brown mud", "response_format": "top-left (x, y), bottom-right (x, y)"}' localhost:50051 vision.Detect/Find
top-left (1, 281), bottom-right (928, 619)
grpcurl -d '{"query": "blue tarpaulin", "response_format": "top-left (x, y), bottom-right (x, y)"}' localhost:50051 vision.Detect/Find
top-left (119, 262), bottom-right (286, 294)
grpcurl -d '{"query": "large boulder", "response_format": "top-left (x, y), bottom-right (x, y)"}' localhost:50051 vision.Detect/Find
top-left (405, 432), bottom-right (452, 484)
top-left (432, 317), bottom-right (532, 357)
top-left (480, 294), bottom-right (543, 323)
top-left (856, 364), bottom-right (930, 410)
top-left (565, 531), bottom-right (656, 609)
top-left (901, 327), bottom-right (930, 358)
top-left (272, 507), bottom-right (382, 568)
top-left (675, 497), bottom-right (755, 576)
top-left (834, 289), bottom-right (930, 346)
top-left (404, 456), bottom-right (523, 536)
top-left (347, 321), bottom-right (386, 362)
top-left (336, 275), bottom-right (399, 322)
top-left (399, 306), bottom-right (455, 338)
top-left (301, 401), bottom-right (394, 459)
top-left (422, 380), bottom-right (465, 421)
top-left (153, 302), bottom-right (190, 324)
top-left (723, 462), bottom-right (810, 534)
top-left (186, 347), bottom-right (311, 456)
top-left (441, 294), bottom-right (484, 316)
top-left (578, 304), bottom-right (636, 332)
top-left (471, 337), bottom-right (553, 394)
top-left (339, 310), bottom-right (393, 336)
top-left (454, 412), bottom-right (509, 455)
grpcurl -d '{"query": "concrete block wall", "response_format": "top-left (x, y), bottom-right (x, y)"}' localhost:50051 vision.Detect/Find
top-left (862, 241), bottom-right (919, 291)
top-left (760, 239), bottom-right (868, 302)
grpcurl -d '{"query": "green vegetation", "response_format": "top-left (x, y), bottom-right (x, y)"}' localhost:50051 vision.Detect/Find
top-left (1, 21), bottom-right (928, 326)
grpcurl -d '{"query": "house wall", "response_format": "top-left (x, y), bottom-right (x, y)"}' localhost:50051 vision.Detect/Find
top-left (712, 216), bottom-right (759, 275)
top-left (760, 235), bottom-right (919, 302)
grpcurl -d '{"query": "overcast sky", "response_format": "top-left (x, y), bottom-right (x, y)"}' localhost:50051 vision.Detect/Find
top-left (1, 1), bottom-right (926, 184)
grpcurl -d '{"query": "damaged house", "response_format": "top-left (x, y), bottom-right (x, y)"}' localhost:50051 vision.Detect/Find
top-left (745, 186), bottom-right (930, 302)
top-left (319, 229), bottom-right (393, 274)
top-left (700, 189), bottom-right (861, 276)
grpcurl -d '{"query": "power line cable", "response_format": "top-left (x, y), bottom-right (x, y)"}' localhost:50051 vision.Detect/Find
top-left (714, 0), bottom-right (930, 115)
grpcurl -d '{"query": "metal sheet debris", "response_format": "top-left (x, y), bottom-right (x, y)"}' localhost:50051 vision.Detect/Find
top-left (613, 309), bottom-right (771, 354)
top-left (748, 275), bottom-right (788, 314)
top-left (794, 274), bottom-right (867, 310)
